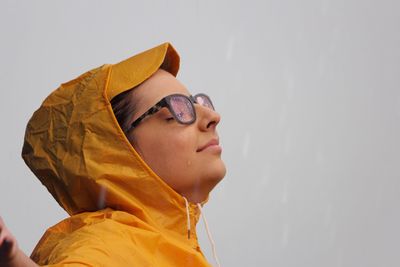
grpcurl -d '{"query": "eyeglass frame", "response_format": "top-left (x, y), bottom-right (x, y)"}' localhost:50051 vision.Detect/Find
top-left (127, 93), bottom-right (214, 132)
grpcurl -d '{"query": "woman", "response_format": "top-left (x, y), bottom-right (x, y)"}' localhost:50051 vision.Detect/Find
top-left (0, 42), bottom-right (226, 266)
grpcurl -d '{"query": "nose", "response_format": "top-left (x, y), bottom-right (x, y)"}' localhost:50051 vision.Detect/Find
top-left (196, 105), bottom-right (221, 131)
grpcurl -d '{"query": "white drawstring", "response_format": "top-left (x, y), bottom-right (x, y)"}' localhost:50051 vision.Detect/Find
top-left (183, 196), bottom-right (191, 239)
top-left (182, 197), bottom-right (221, 267)
top-left (197, 203), bottom-right (221, 267)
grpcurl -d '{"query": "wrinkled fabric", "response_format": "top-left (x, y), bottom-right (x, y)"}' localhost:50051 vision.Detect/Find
top-left (22, 43), bottom-right (212, 266)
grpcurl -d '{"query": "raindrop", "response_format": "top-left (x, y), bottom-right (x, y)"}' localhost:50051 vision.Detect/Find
top-left (328, 223), bottom-right (337, 245)
top-left (323, 202), bottom-right (333, 226)
top-left (374, 185), bottom-right (383, 210)
top-left (318, 53), bottom-right (326, 76)
top-left (396, 96), bottom-right (400, 118)
top-left (283, 64), bottom-right (295, 101)
top-left (283, 129), bottom-right (292, 155)
top-left (321, 0), bottom-right (330, 16)
top-left (336, 250), bottom-right (343, 267)
top-left (260, 169), bottom-right (270, 188)
top-left (315, 143), bottom-right (325, 165)
top-left (226, 35), bottom-right (235, 62)
top-left (242, 131), bottom-right (251, 159)
top-left (281, 222), bottom-right (290, 248)
top-left (281, 179), bottom-right (289, 204)
top-left (97, 185), bottom-right (107, 209)
top-left (328, 25), bottom-right (341, 54)
top-left (278, 103), bottom-right (288, 130)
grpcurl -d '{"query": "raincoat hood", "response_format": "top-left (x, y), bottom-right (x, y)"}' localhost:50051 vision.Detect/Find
top-left (22, 43), bottom-right (215, 266)
top-left (22, 42), bottom-right (183, 216)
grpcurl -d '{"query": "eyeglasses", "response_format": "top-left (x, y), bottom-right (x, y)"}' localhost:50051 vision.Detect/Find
top-left (128, 93), bottom-right (215, 131)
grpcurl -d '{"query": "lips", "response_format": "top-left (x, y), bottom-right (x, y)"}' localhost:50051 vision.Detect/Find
top-left (197, 138), bottom-right (220, 152)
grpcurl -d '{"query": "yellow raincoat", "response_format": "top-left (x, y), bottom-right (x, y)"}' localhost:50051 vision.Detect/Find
top-left (22, 43), bottom-right (214, 266)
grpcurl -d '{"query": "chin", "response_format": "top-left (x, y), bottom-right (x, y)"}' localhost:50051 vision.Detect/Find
top-left (184, 160), bottom-right (226, 203)
top-left (204, 160), bottom-right (226, 189)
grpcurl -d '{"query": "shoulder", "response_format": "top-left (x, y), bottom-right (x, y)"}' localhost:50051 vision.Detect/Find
top-left (31, 209), bottom-right (156, 266)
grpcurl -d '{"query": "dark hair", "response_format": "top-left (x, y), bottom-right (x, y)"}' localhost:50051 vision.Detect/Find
top-left (111, 68), bottom-right (169, 136)
top-left (110, 88), bottom-right (137, 137)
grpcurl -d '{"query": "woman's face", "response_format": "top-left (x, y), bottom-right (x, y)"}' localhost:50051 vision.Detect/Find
top-left (127, 69), bottom-right (226, 203)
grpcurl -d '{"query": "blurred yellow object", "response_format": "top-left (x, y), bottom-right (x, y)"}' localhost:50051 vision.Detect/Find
top-left (22, 43), bottom-right (212, 266)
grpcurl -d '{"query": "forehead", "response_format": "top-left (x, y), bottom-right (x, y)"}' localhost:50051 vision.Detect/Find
top-left (133, 69), bottom-right (190, 116)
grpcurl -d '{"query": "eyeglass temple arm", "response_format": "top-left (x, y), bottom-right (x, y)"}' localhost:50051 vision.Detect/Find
top-left (127, 99), bottom-right (167, 132)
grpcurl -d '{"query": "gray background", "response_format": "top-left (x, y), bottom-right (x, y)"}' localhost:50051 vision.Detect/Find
top-left (1, 0), bottom-right (400, 266)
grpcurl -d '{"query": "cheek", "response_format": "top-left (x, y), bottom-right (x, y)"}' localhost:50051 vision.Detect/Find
top-left (133, 126), bottom-right (197, 174)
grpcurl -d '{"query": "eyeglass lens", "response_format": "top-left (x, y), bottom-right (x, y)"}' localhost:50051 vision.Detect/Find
top-left (168, 95), bottom-right (195, 123)
top-left (167, 94), bottom-right (214, 124)
top-left (195, 94), bottom-right (214, 110)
